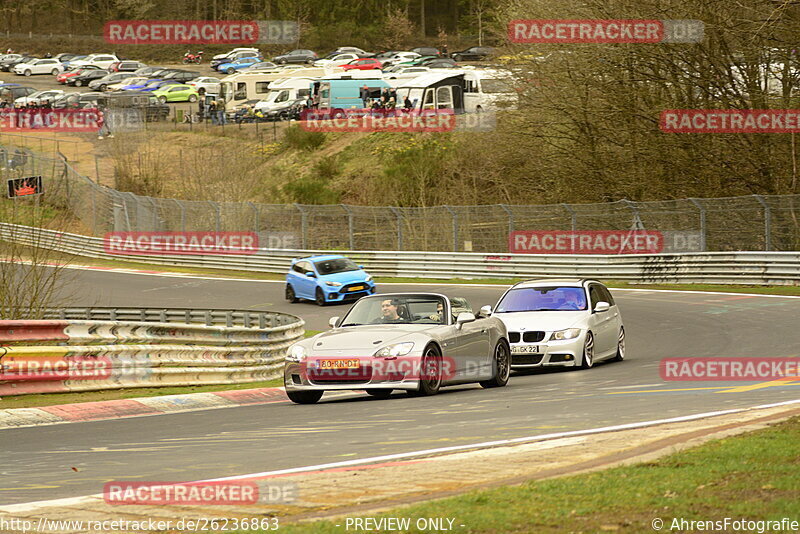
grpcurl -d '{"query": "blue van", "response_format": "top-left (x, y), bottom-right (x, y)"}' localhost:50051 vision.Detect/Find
top-left (310, 78), bottom-right (390, 112)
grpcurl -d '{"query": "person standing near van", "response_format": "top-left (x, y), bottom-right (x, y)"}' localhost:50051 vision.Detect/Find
top-left (360, 84), bottom-right (370, 108)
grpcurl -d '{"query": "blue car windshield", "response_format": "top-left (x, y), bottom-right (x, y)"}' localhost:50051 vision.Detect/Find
top-left (314, 258), bottom-right (359, 275)
top-left (496, 287), bottom-right (587, 312)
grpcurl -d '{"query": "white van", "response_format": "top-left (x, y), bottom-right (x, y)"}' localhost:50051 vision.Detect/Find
top-left (462, 68), bottom-right (516, 112)
top-left (219, 67), bottom-right (329, 111)
top-left (254, 77), bottom-right (314, 113)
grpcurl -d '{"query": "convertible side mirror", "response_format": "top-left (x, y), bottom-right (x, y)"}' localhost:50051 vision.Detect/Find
top-left (456, 312), bottom-right (476, 328)
top-left (594, 301), bottom-right (610, 313)
top-left (329, 316), bottom-right (339, 328)
top-left (478, 305), bottom-right (492, 317)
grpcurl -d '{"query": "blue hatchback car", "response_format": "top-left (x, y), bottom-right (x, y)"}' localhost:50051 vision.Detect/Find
top-left (286, 255), bottom-right (376, 306)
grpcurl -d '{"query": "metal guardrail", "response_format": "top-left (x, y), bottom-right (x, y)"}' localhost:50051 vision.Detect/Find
top-left (2, 223), bottom-right (799, 285)
top-left (0, 308), bottom-right (304, 395)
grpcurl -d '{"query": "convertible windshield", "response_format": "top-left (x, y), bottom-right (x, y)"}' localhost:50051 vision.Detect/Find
top-left (340, 295), bottom-right (447, 326)
top-left (495, 287), bottom-right (587, 312)
top-left (314, 258), bottom-right (360, 275)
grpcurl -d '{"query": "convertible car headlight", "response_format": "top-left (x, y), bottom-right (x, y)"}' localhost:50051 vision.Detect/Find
top-left (549, 328), bottom-right (581, 341)
top-left (374, 342), bottom-right (414, 358)
top-left (324, 281), bottom-right (342, 287)
top-left (286, 344), bottom-right (307, 362)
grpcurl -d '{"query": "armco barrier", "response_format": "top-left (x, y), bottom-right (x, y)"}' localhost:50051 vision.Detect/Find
top-left (2, 223), bottom-right (800, 285)
top-left (0, 308), bottom-right (304, 395)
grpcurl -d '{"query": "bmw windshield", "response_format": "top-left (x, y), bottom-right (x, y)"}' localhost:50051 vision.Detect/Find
top-left (496, 287), bottom-right (588, 312)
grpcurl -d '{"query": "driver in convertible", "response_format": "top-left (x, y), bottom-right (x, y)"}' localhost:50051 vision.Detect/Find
top-left (374, 298), bottom-right (405, 323)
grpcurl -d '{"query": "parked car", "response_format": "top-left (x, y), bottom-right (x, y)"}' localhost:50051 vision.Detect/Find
top-left (161, 70), bottom-right (200, 83)
top-left (330, 46), bottom-right (368, 56)
top-left (14, 89), bottom-right (64, 107)
top-left (60, 55), bottom-right (87, 69)
top-left (53, 92), bottom-right (102, 109)
top-left (152, 84), bottom-right (199, 103)
top-left (242, 61), bottom-right (278, 71)
top-left (186, 76), bottom-right (221, 95)
top-left (273, 49), bottom-right (318, 64)
top-left (70, 54), bottom-right (119, 69)
top-left (67, 69), bottom-right (110, 87)
top-left (422, 59), bottom-right (458, 69)
top-left (216, 57), bottom-right (261, 74)
top-left (97, 92), bottom-right (170, 122)
top-left (210, 49), bottom-right (262, 69)
top-left (0, 86), bottom-right (36, 105)
top-left (54, 53), bottom-right (79, 62)
top-left (107, 76), bottom-right (149, 92)
top-left (57, 65), bottom-right (101, 84)
top-left (384, 66), bottom-right (431, 80)
top-left (314, 53), bottom-right (360, 68)
top-left (380, 51), bottom-right (421, 68)
top-left (139, 79), bottom-right (181, 92)
top-left (88, 72), bottom-right (134, 91)
top-left (283, 292), bottom-right (510, 404)
top-left (451, 47), bottom-right (496, 62)
top-left (146, 68), bottom-right (181, 79)
top-left (342, 58), bottom-right (383, 71)
top-left (132, 66), bottom-right (164, 77)
top-left (259, 96), bottom-right (306, 121)
top-left (0, 55), bottom-right (34, 72)
top-left (109, 60), bottom-right (147, 72)
top-left (411, 47), bottom-right (441, 57)
top-left (13, 58), bottom-right (64, 76)
top-left (285, 254), bottom-right (375, 306)
top-left (488, 278), bottom-right (625, 370)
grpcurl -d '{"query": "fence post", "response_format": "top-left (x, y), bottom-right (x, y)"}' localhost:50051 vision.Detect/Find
top-left (389, 206), bottom-right (403, 250)
top-left (210, 201), bottom-right (221, 232)
top-left (753, 195), bottom-right (771, 251)
top-left (248, 202), bottom-right (259, 233)
top-left (444, 206), bottom-right (458, 251)
top-left (341, 204), bottom-right (354, 250)
top-left (294, 204), bottom-right (307, 248)
top-left (149, 197), bottom-right (159, 231)
top-left (499, 204), bottom-right (514, 235)
top-left (174, 199), bottom-right (185, 232)
top-left (688, 198), bottom-right (707, 252)
top-left (562, 203), bottom-right (577, 232)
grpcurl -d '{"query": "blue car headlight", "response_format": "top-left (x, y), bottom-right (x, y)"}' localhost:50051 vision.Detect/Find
top-left (325, 281), bottom-right (342, 287)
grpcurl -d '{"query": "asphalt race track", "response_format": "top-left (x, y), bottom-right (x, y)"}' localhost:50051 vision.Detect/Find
top-left (2, 267), bottom-right (800, 505)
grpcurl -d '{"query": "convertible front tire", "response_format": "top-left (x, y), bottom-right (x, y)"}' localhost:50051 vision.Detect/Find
top-left (286, 390), bottom-right (323, 404)
top-left (408, 344), bottom-right (442, 396)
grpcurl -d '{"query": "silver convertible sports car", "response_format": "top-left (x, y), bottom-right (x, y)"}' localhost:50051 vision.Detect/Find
top-left (283, 293), bottom-right (511, 404)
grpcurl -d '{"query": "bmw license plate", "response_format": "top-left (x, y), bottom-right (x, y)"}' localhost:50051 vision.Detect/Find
top-left (511, 345), bottom-right (540, 354)
top-left (348, 285), bottom-right (365, 292)
top-left (319, 359), bottom-right (359, 369)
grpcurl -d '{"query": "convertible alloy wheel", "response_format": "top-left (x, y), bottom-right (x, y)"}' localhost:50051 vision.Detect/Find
top-left (612, 327), bottom-right (625, 362)
top-left (480, 340), bottom-right (510, 388)
top-left (581, 332), bottom-right (594, 369)
top-left (286, 390), bottom-right (323, 404)
top-left (410, 345), bottom-right (442, 396)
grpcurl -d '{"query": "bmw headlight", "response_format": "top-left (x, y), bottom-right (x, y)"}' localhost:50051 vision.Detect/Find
top-left (549, 328), bottom-right (581, 341)
top-left (374, 342), bottom-right (414, 358)
top-left (286, 344), bottom-right (307, 362)
top-left (325, 281), bottom-right (342, 287)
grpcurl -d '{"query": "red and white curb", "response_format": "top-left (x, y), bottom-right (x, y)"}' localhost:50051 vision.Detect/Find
top-left (0, 387), bottom-right (288, 430)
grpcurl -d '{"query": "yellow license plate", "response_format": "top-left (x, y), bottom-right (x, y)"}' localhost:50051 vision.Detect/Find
top-left (348, 285), bottom-right (365, 292)
top-left (319, 359), bottom-right (359, 369)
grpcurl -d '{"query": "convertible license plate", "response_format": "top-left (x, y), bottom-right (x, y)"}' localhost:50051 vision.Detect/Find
top-left (319, 359), bottom-right (360, 369)
top-left (511, 346), bottom-right (540, 354)
top-left (348, 285), bottom-right (365, 292)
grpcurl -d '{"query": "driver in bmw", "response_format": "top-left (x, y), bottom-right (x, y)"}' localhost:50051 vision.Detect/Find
top-left (374, 298), bottom-right (404, 323)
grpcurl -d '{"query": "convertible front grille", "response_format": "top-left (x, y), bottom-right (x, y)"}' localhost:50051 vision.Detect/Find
top-left (308, 367), bottom-right (372, 383)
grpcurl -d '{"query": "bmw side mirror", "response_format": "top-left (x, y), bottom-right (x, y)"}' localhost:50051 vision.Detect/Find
top-left (478, 305), bottom-right (492, 317)
top-left (306, 271), bottom-right (316, 278)
top-left (594, 301), bottom-right (610, 313)
top-left (329, 316), bottom-right (339, 328)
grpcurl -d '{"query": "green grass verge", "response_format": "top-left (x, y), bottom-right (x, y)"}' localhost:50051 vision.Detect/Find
top-left (265, 416), bottom-right (800, 533)
top-left (0, 332), bottom-right (321, 409)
